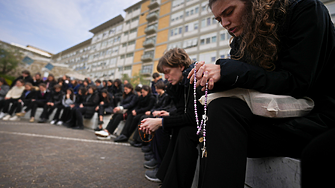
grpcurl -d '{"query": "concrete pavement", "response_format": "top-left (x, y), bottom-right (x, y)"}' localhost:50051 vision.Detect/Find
top-left (0, 120), bottom-right (159, 188)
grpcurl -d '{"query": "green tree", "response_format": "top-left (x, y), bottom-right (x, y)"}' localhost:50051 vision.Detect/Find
top-left (122, 72), bottom-right (150, 88)
top-left (0, 44), bottom-right (23, 75)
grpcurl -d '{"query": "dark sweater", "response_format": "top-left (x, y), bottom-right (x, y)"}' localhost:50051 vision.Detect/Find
top-left (134, 93), bottom-right (156, 114)
top-left (162, 64), bottom-right (204, 130)
top-left (48, 91), bottom-right (64, 106)
top-left (20, 90), bottom-right (37, 103)
top-left (120, 93), bottom-right (138, 111)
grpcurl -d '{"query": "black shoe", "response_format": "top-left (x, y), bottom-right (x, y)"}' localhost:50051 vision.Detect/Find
top-left (145, 168), bottom-right (161, 182)
top-left (94, 127), bottom-right (102, 131)
top-left (38, 118), bottom-right (47, 123)
top-left (144, 158), bottom-right (157, 169)
top-left (98, 120), bottom-right (104, 125)
top-left (144, 153), bottom-right (154, 161)
top-left (141, 145), bottom-right (151, 153)
top-left (72, 126), bottom-right (84, 130)
top-left (114, 134), bottom-right (128, 142)
top-left (130, 140), bottom-right (142, 147)
top-left (64, 122), bottom-right (74, 128)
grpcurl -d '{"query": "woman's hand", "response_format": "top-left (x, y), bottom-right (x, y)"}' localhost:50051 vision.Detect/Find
top-left (145, 111), bottom-right (151, 116)
top-left (139, 118), bottom-right (162, 134)
top-left (132, 110), bottom-right (137, 116)
top-left (100, 101), bottom-right (104, 105)
top-left (113, 107), bottom-right (120, 113)
top-left (188, 61), bottom-right (221, 90)
top-left (95, 106), bottom-right (99, 111)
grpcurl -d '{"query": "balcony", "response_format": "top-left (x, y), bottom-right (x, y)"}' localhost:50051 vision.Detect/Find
top-left (148, 0), bottom-right (159, 9)
top-left (142, 38), bottom-right (156, 48)
top-left (141, 53), bottom-right (154, 62)
top-left (140, 69), bottom-right (152, 76)
top-left (146, 12), bottom-right (159, 22)
top-left (144, 25), bottom-right (157, 35)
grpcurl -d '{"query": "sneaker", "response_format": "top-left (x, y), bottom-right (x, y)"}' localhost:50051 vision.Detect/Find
top-left (145, 168), bottom-right (161, 182)
top-left (57, 121), bottom-right (63, 125)
top-left (94, 126), bottom-right (102, 131)
top-left (145, 153), bottom-right (154, 161)
top-left (38, 118), bottom-right (47, 123)
top-left (29, 117), bottom-right (35, 123)
top-left (97, 135), bottom-right (112, 140)
top-left (0, 112), bottom-right (6, 119)
top-left (95, 130), bottom-right (109, 137)
top-left (2, 115), bottom-right (11, 120)
top-left (142, 145), bottom-right (151, 153)
top-left (144, 158), bottom-right (157, 169)
top-left (9, 115), bottom-right (19, 121)
top-left (50, 120), bottom-right (57, 125)
top-left (114, 134), bottom-right (128, 142)
top-left (16, 112), bottom-right (26, 117)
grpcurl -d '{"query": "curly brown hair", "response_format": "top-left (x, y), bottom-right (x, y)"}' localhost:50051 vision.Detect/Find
top-left (157, 48), bottom-right (192, 73)
top-left (209, 0), bottom-right (289, 71)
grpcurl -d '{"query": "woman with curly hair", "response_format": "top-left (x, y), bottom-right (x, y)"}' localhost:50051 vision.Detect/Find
top-left (185, 0), bottom-right (335, 187)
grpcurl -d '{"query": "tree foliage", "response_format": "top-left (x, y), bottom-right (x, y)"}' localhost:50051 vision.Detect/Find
top-left (122, 72), bottom-right (150, 88)
top-left (0, 44), bottom-right (23, 75)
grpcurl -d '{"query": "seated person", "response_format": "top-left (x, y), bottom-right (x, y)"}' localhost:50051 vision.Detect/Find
top-left (112, 79), bottom-right (123, 107)
top-left (114, 85), bottom-right (156, 142)
top-left (70, 79), bottom-right (80, 94)
top-left (94, 89), bottom-right (114, 131)
top-left (20, 83), bottom-right (50, 123)
top-left (0, 77), bottom-right (10, 117)
top-left (95, 83), bottom-right (138, 139)
top-left (67, 85), bottom-right (99, 130)
top-left (10, 70), bottom-right (33, 88)
top-left (44, 74), bottom-right (57, 92)
top-left (63, 87), bottom-right (87, 126)
top-left (14, 83), bottom-right (37, 120)
top-left (57, 78), bottom-right (69, 93)
top-left (0, 79), bottom-right (25, 120)
top-left (57, 88), bottom-right (76, 125)
top-left (32, 72), bottom-right (43, 87)
top-left (38, 84), bottom-right (64, 124)
top-left (95, 79), bottom-right (103, 93)
top-left (130, 81), bottom-right (170, 147)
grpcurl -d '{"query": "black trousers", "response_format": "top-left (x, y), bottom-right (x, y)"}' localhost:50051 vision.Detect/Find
top-left (199, 98), bottom-right (318, 188)
top-left (152, 127), bottom-right (170, 168)
top-left (41, 104), bottom-right (64, 120)
top-left (156, 126), bottom-right (199, 188)
top-left (60, 107), bottom-right (72, 122)
top-left (97, 104), bottom-right (113, 116)
top-left (120, 113), bottom-right (144, 138)
top-left (74, 107), bottom-right (88, 127)
top-left (105, 113), bottom-right (124, 134)
top-left (25, 101), bottom-right (46, 118)
top-left (16, 100), bottom-right (32, 113)
top-left (301, 128), bottom-right (335, 188)
top-left (2, 98), bottom-right (19, 115)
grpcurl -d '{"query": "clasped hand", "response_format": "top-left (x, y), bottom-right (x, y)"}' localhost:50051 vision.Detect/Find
top-left (187, 61), bottom-right (221, 91)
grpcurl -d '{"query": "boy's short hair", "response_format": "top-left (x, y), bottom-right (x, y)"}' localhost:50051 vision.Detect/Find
top-left (22, 70), bottom-right (30, 75)
top-left (152, 72), bottom-right (160, 79)
top-left (39, 83), bottom-right (46, 88)
top-left (155, 80), bottom-right (165, 90)
top-left (54, 84), bottom-right (62, 89)
top-left (95, 79), bottom-right (101, 84)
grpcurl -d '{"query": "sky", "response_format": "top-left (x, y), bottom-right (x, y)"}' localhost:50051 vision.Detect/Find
top-left (0, 0), bottom-right (140, 54)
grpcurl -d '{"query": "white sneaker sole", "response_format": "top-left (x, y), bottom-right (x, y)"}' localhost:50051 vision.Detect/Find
top-left (96, 136), bottom-right (111, 140)
top-left (94, 132), bottom-right (108, 137)
top-left (145, 174), bottom-right (161, 182)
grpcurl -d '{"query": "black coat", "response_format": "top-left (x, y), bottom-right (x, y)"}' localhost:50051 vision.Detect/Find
top-left (20, 89), bottom-right (37, 103)
top-left (82, 91), bottom-right (100, 119)
top-left (150, 92), bottom-right (170, 112)
top-left (213, 0), bottom-right (335, 138)
top-left (35, 91), bottom-right (51, 102)
top-left (11, 75), bottom-right (33, 87)
top-left (48, 91), bottom-right (64, 106)
top-left (120, 93), bottom-right (138, 111)
top-left (134, 93), bottom-right (156, 114)
top-left (44, 80), bottom-right (57, 92)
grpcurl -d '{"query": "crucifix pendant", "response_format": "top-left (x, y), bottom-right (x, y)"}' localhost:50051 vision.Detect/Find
top-left (201, 147), bottom-right (207, 158)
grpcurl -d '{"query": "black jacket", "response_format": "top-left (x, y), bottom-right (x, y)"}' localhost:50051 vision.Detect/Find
top-left (48, 91), bottom-right (64, 106)
top-left (82, 91), bottom-right (100, 119)
top-left (214, 0), bottom-right (335, 138)
top-left (162, 63), bottom-right (204, 130)
top-left (44, 80), bottom-right (57, 92)
top-left (134, 93), bottom-right (156, 114)
top-left (35, 91), bottom-right (50, 102)
top-left (75, 93), bottom-right (87, 106)
top-left (120, 93), bottom-right (138, 111)
top-left (100, 95), bottom-right (114, 108)
top-left (150, 92), bottom-right (170, 113)
top-left (32, 79), bottom-right (43, 87)
top-left (11, 75), bottom-right (33, 87)
top-left (20, 89), bottom-right (37, 103)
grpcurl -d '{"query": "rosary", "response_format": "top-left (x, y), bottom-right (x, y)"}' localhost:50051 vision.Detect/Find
top-left (194, 62), bottom-right (208, 158)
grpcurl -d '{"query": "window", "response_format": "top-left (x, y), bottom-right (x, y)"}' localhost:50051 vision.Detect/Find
top-left (179, 27), bottom-right (182, 34)
top-left (200, 39), bottom-right (205, 45)
top-left (122, 43), bottom-right (127, 47)
top-left (126, 53), bottom-right (134, 58)
top-left (124, 66), bottom-right (132, 70)
top-left (194, 23), bottom-right (198, 30)
top-left (185, 25), bottom-right (189, 32)
top-left (128, 40), bottom-right (135, 45)
top-left (206, 38), bottom-right (210, 44)
top-left (211, 56), bottom-right (216, 62)
top-left (124, 31), bottom-right (129, 35)
top-left (171, 11), bottom-right (183, 22)
top-left (130, 28), bottom-right (137, 34)
top-left (131, 16), bottom-right (139, 22)
top-left (120, 55), bottom-right (125, 59)
top-left (220, 33), bottom-right (226, 41)
top-left (212, 36), bottom-right (217, 43)
top-left (126, 20), bottom-right (130, 25)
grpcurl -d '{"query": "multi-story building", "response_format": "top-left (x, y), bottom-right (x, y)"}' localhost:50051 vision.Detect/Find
top-left (52, 0), bottom-right (335, 82)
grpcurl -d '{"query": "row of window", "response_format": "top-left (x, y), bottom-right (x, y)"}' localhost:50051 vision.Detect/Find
top-left (170, 17), bottom-right (218, 37)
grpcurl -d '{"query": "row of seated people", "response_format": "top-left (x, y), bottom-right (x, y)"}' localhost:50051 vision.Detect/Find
top-left (0, 78), bottom-right (122, 127)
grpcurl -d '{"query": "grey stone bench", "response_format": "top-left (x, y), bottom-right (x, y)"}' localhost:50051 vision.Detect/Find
top-left (191, 152), bottom-right (300, 188)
